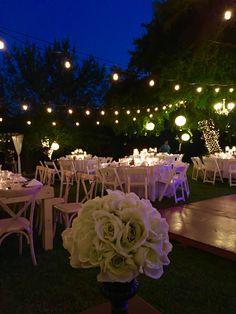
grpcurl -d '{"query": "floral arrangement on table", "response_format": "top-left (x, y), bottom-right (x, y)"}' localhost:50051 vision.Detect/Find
top-left (62, 190), bottom-right (172, 283)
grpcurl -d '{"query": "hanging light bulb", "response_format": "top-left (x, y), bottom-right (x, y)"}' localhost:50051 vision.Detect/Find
top-left (136, 109), bottom-right (140, 114)
top-left (52, 121), bottom-right (56, 126)
top-left (115, 119), bottom-right (119, 124)
top-left (126, 110), bottom-right (130, 115)
top-left (85, 110), bottom-right (90, 115)
top-left (174, 84), bottom-right (180, 91)
top-left (75, 122), bottom-right (80, 126)
top-left (0, 117), bottom-right (3, 122)
top-left (133, 117), bottom-right (136, 121)
top-left (22, 104), bottom-right (28, 111)
top-left (68, 109), bottom-right (73, 114)
top-left (27, 120), bottom-right (32, 125)
top-left (196, 86), bottom-right (203, 93)
top-left (0, 40), bottom-right (5, 50)
top-left (224, 10), bottom-right (232, 20)
top-left (64, 60), bottom-right (71, 69)
top-left (96, 121), bottom-right (100, 125)
top-left (229, 88), bottom-right (234, 93)
top-left (149, 79), bottom-right (155, 87)
top-left (47, 107), bottom-right (52, 113)
top-left (112, 73), bottom-right (119, 81)
top-left (100, 110), bottom-right (105, 115)
top-left (114, 110), bottom-right (119, 115)
top-left (215, 87), bottom-right (220, 93)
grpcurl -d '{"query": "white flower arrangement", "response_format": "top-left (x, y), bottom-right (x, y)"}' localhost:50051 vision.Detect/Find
top-left (62, 190), bottom-right (172, 283)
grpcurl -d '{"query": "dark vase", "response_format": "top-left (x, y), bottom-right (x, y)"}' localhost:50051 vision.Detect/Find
top-left (101, 278), bottom-right (139, 314)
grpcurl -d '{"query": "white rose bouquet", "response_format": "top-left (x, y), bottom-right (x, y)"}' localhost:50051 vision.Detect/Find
top-left (62, 190), bottom-right (172, 282)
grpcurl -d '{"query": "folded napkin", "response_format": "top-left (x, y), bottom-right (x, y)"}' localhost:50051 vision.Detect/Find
top-left (26, 179), bottom-right (43, 187)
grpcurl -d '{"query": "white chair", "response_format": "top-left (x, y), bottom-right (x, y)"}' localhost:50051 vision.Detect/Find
top-left (99, 167), bottom-right (124, 196)
top-left (202, 157), bottom-right (223, 184)
top-left (229, 160), bottom-right (236, 186)
top-left (125, 167), bottom-right (149, 199)
top-left (0, 185), bottom-right (42, 265)
top-left (191, 157), bottom-right (204, 181)
top-left (158, 164), bottom-right (187, 203)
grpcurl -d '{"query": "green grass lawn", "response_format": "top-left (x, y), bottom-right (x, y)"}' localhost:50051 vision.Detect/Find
top-left (0, 170), bottom-right (236, 314)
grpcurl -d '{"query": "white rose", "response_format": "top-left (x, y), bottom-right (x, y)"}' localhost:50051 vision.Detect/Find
top-left (93, 210), bottom-right (123, 245)
top-left (116, 207), bottom-right (149, 254)
top-left (134, 246), bottom-right (164, 279)
top-left (97, 251), bottom-right (139, 282)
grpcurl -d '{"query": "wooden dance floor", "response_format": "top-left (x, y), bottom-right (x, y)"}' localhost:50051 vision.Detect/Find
top-left (159, 194), bottom-right (236, 261)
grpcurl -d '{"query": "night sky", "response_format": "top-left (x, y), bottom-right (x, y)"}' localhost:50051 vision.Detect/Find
top-left (0, 0), bottom-right (153, 68)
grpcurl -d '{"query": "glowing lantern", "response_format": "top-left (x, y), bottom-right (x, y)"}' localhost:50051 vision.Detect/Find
top-left (146, 122), bottom-right (155, 131)
top-left (175, 115), bottom-right (186, 127)
top-left (181, 133), bottom-right (190, 142)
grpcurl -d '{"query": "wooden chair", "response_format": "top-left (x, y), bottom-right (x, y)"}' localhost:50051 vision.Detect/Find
top-left (54, 172), bottom-right (96, 230)
top-left (0, 185), bottom-right (42, 265)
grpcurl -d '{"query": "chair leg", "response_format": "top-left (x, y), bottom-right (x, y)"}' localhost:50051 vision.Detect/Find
top-left (29, 233), bottom-right (37, 266)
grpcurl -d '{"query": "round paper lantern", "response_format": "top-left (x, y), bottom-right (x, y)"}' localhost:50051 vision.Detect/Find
top-left (175, 115), bottom-right (186, 127)
top-left (146, 122), bottom-right (155, 131)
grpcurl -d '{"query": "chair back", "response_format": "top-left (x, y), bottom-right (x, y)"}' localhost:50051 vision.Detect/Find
top-left (35, 165), bottom-right (47, 184)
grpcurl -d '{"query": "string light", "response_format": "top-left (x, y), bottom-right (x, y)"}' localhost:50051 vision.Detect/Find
top-left (198, 119), bottom-right (222, 154)
top-left (75, 122), bottom-right (80, 126)
top-left (149, 79), bottom-right (155, 87)
top-left (0, 40), bottom-right (5, 50)
top-left (174, 84), bottom-right (180, 91)
top-left (224, 10), bottom-right (232, 20)
top-left (22, 104), bottom-right (28, 111)
top-left (114, 110), bottom-right (119, 115)
top-left (68, 109), bottom-right (73, 114)
top-left (149, 114), bottom-right (153, 118)
top-left (147, 108), bottom-right (150, 112)
top-left (229, 88), bottom-right (234, 93)
top-left (85, 110), bottom-right (90, 115)
top-left (196, 86), bottom-right (203, 93)
top-left (215, 87), bottom-right (220, 93)
top-left (112, 73), bottom-right (119, 81)
top-left (64, 60), bottom-right (71, 69)
top-left (126, 110), bottom-right (130, 115)
top-left (47, 107), bottom-right (52, 113)
top-left (27, 120), bottom-right (31, 125)
top-left (136, 109), bottom-right (140, 114)
top-left (0, 117), bottom-right (3, 122)
top-left (162, 105), bottom-right (166, 110)
top-left (96, 121), bottom-right (100, 125)
top-left (154, 107), bottom-right (158, 111)
top-left (100, 110), bottom-right (105, 115)
top-left (115, 119), bottom-right (119, 124)
top-left (133, 117), bottom-right (136, 121)
top-left (52, 121), bottom-right (56, 126)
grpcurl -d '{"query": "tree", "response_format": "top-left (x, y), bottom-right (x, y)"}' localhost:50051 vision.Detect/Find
top-left (106, 0), bottom-right (236, 148)
top-left (0, 39), bottom-right (109, 152)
